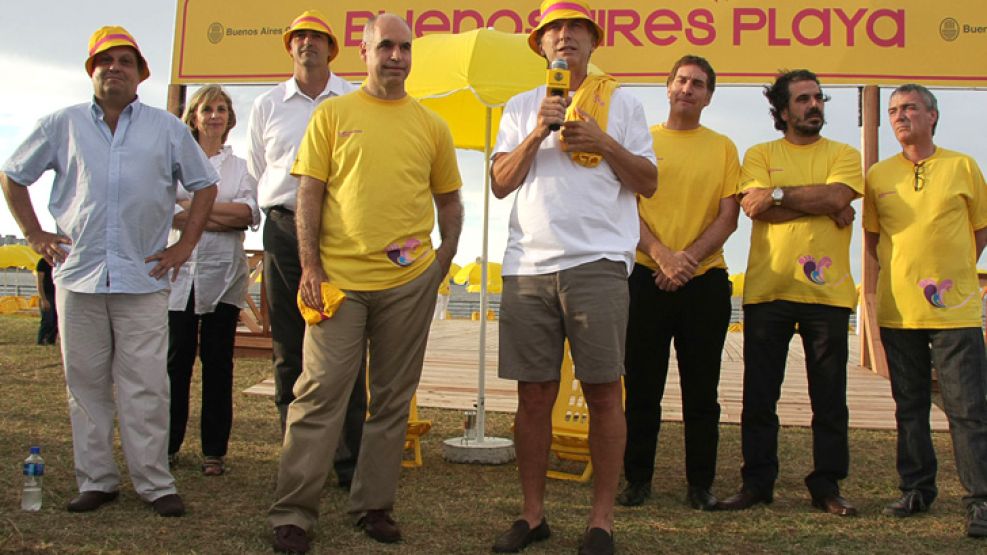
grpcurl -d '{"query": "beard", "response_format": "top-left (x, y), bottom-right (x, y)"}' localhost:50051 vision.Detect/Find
top-left (790, 110), bottom-right (825, 137)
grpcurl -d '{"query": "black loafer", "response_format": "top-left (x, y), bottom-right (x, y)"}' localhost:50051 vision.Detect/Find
top-left (272, 524), bottom-right (310, 554)
top-left (358, 510), bottom-right (402, 543)
top-left (617, 481), bottom-right (652, 507)
top-left (492, 518), bottom-right (550, 552)
top-left (687, 485), bottom-right (718, 511)
top-left (578, 527), bottom-right (615, 555)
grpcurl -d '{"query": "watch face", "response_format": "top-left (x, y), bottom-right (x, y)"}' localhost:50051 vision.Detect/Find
top-left (772, 188), bottom-right (783, 201)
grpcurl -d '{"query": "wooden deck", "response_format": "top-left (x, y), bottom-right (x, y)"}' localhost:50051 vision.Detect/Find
top-left (245, 319), bottom-right (949, 431)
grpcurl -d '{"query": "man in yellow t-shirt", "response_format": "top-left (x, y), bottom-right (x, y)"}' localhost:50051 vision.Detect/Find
top-left (267, 14), bottom-right (464, 553)
top-left (618, 56), bottom-right (739, 512)
top-left (863, 84), bottom-right (987, 537)
top-left (719, 70), bottom-right (862, 517)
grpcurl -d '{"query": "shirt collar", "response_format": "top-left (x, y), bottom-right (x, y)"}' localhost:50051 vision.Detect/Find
top-left (282, 73), bottom-right (349, 102)
top-left (90, 95), bottom-right (142, 118)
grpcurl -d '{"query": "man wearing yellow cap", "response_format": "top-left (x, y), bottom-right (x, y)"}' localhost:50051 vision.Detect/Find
top-left (268, 14), bottom-right (462, 553)
top-left (490, 1), bottom-right (656, 553)
top-left (246, 9), bottom-right (365, 488)
top-left (0, 26), bottom-right (218, 517)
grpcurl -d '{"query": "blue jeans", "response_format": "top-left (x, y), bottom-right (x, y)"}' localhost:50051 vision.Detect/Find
top-left (880, 327), bottom-right (987, 508)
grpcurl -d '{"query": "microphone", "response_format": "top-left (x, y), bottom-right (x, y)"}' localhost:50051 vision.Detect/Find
top-left (546, 58), bottom-right (570, 131)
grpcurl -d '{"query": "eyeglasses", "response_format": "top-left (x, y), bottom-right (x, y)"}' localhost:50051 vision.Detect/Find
top-left (913, 162), bottom-right (926, 192)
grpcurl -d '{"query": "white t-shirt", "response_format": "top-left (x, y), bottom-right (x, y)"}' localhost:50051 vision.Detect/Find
top-left (246, 74), bottom-right (356, 210)
top-left (493, 85), bottom-right (655, 276)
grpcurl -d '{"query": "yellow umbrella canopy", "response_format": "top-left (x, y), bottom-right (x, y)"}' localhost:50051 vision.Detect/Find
top-left (406, 29), bottom-right (546, 151)
top-left (454, 261), bottom-right (503, 294)
top-left (0, 245), bottom-right (42, 269)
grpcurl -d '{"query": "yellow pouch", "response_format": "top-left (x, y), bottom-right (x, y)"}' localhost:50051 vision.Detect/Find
top-left (296, 282), bottom-right (347, 325)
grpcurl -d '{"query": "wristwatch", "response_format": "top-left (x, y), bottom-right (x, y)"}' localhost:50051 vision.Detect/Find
top-left (771, 187), bottom-right (784, 206)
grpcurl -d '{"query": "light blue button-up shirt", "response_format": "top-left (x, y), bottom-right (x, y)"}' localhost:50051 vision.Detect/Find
top-left (2, 98), bottom-right (218, 294)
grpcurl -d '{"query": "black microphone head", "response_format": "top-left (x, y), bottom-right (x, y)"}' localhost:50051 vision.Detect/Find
top-left (550, 58), bottom-right (568, 71)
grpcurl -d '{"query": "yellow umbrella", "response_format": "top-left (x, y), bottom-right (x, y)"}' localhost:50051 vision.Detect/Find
top-left (0, 245), bottom-right (41, 269)
top-left (454, 260), bottom-right (503, 294)
top-left (406, 30), bottom-right (546, 446)
top-left (438, 263), bottom-right (461, 296)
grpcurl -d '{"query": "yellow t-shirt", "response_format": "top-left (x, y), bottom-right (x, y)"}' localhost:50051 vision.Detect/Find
top-left (636, 124), bottom-right (740, 276)
top-left (292, 89), bottom-right (462, 291)
top-left (863, 148), bottom-right (987, 328)
top-left (740, 137), bottom-right (863, 308)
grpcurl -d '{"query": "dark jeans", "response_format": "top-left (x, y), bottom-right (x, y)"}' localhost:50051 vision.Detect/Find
top-left (263, 208), bottom-right (366, 482)
top-left (168, 290), bottom-right (239, 457)
top-left (741, 301), bottom-right (851, 498)
top-left (880, 327), bottom-right (987, 507)
top-left (37, 301), bottom-right (57, 345)
top-left (623, 265), bottom-right (731, 488)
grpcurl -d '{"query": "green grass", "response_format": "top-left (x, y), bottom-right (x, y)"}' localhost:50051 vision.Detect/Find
top-left (0, 314), bottom-right (984, 553)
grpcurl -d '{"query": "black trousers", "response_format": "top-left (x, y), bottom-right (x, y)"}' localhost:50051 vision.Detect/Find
top-left (740, 300), bottom-right (851, 498)
top-left (263, 208), bottom-right (366, 482)
top-left (37, 300), bottom-right (57, 345)
top-left (623, 265), bottom-right (731, 488)
top-left (168, 290), bottom-right (238, 457)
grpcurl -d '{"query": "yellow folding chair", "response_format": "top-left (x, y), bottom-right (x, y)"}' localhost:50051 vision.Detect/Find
top-left (403, 393), bottom-right (432, 468)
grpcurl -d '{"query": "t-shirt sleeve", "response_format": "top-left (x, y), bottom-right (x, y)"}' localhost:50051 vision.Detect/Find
top-left (429, 114), bottom-right (463, 195)
top-left (720, 137), bottom-right (741, 198)
top-left (740, 144), bottom-right (770, 192)
top-left (967, 158), bottom-right (987, 230)
top-left (172, 119), bottom-right (219, 192)
top-left (291, 103), bottom-right (334, 182)
top-left (493, 94), bottom-right (524, 156)
top-left (2, 116), bottom-right (56, 186)
top-left (862, 168), bottom-right (879, 233)
top-left (828, 145), bottom-right (864, 196)
top-left (619, 96), bottom-right (657, 163)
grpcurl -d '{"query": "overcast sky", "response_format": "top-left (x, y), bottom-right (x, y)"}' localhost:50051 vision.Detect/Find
top-left (2, 1), bottom-right (986, 278)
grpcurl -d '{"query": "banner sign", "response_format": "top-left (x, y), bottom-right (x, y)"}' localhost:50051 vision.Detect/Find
top-left (172, 0), bottom-right (987, 86)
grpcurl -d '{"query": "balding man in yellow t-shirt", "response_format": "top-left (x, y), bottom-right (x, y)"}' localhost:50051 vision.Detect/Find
top-left (266, 14), bottom-right (464, 553)
top-left (719, 70), bottom-right (862, 517)
top-left (618, 55), bottom-right (739, 512)
top-left (864, 84), bottom-right (987, 537)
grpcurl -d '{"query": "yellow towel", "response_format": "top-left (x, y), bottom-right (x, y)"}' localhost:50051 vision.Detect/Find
top-left (296, 282), bottom-right (347, 325)
top-left (559, 74), bottom-right (620, 168)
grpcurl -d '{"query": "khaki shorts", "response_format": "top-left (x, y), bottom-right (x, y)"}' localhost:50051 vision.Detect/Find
top-left (498, 258), bottom-right (629, 384)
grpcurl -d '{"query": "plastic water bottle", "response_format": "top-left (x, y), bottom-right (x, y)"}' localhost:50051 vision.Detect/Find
top-left (21, 446), bottom-right (43, 511)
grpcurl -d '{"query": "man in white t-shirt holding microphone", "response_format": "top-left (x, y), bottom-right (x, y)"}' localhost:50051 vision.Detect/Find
top-left (490, 1), bottom-right (657, 553)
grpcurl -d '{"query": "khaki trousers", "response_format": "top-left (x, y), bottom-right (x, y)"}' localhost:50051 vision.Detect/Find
top-left (57, 289), bottom-right (177, 501)
top-left (268, 262), bottom-right (440, 532)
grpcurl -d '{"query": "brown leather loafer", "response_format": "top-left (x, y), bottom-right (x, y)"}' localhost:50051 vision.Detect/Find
top-left (151, 493), bottom-right (186, 517)
top-left (716, 488), bottom-right (773, 511)
top-left (812, 494), bottom-right (858, 517)
top-left (272, 524), bottom-right (310, 554)
top-left (67, 490), bottom-right (119, 512)
top-left (358, 509), bottom-right (402, 543)
top-left (578, 527), bottom-right (615, 555)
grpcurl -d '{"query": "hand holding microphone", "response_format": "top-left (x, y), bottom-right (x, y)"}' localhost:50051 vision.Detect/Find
top-left (542, 58), bottom-right (570, 132)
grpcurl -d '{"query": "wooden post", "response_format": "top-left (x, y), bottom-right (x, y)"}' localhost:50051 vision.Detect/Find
top-left (166, 84), bottom-right (187, 118)
top-left (858, 85), bottom-right (889, 378)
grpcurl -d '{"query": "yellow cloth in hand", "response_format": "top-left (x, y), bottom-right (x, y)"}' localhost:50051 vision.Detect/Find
top-left (560, 74), bottom-right (620, 168)
top-left (297, 282), bottom-right (347, 325)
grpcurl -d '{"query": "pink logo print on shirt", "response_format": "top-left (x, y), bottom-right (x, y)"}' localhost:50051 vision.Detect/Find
top-left (386, 238), bottom-right (427, 267)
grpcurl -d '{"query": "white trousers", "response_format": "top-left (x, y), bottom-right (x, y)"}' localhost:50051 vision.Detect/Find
top-left (57, 289), bottom-right (177, 501)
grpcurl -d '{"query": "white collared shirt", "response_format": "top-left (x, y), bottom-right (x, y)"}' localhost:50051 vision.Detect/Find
top-left (168, 145), bottom-right (259, 313)
top-left (2, 97), bottom-right (218, 294)
top-left (246, 74), bottom-right (357, 210)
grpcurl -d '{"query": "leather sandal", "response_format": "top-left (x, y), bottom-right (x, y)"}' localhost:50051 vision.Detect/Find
top-left (202, 456), bottom-right (225, 476)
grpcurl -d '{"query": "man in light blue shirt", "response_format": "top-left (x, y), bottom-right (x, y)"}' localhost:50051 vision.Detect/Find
top-left (0, 26), bottom-right (217, 517)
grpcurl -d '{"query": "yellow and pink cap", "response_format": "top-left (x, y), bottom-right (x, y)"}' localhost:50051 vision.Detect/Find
top-left (282, 10), bottom-right (340, 62)
top-left (528, 0), bottom-right (604, 55)
top-left (85, 26), bottom-right (149, 81)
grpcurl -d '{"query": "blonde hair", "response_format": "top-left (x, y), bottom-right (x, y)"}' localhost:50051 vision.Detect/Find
top-left (182, 84), bottom-right (236, 143)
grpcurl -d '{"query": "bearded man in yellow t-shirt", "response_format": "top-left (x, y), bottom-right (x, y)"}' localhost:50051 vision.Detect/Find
top-left (618, 55), bottom-right (740, 512)
top-left (266, 14), bottom-right (464, 553)
top-left (719, 70), bottom-right (862, 517)
top-left (863, 84), bottom-right (987, 537)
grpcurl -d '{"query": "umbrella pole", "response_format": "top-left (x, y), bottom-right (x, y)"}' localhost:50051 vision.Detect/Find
top-left (477, 108), bottom-right (491, 442)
